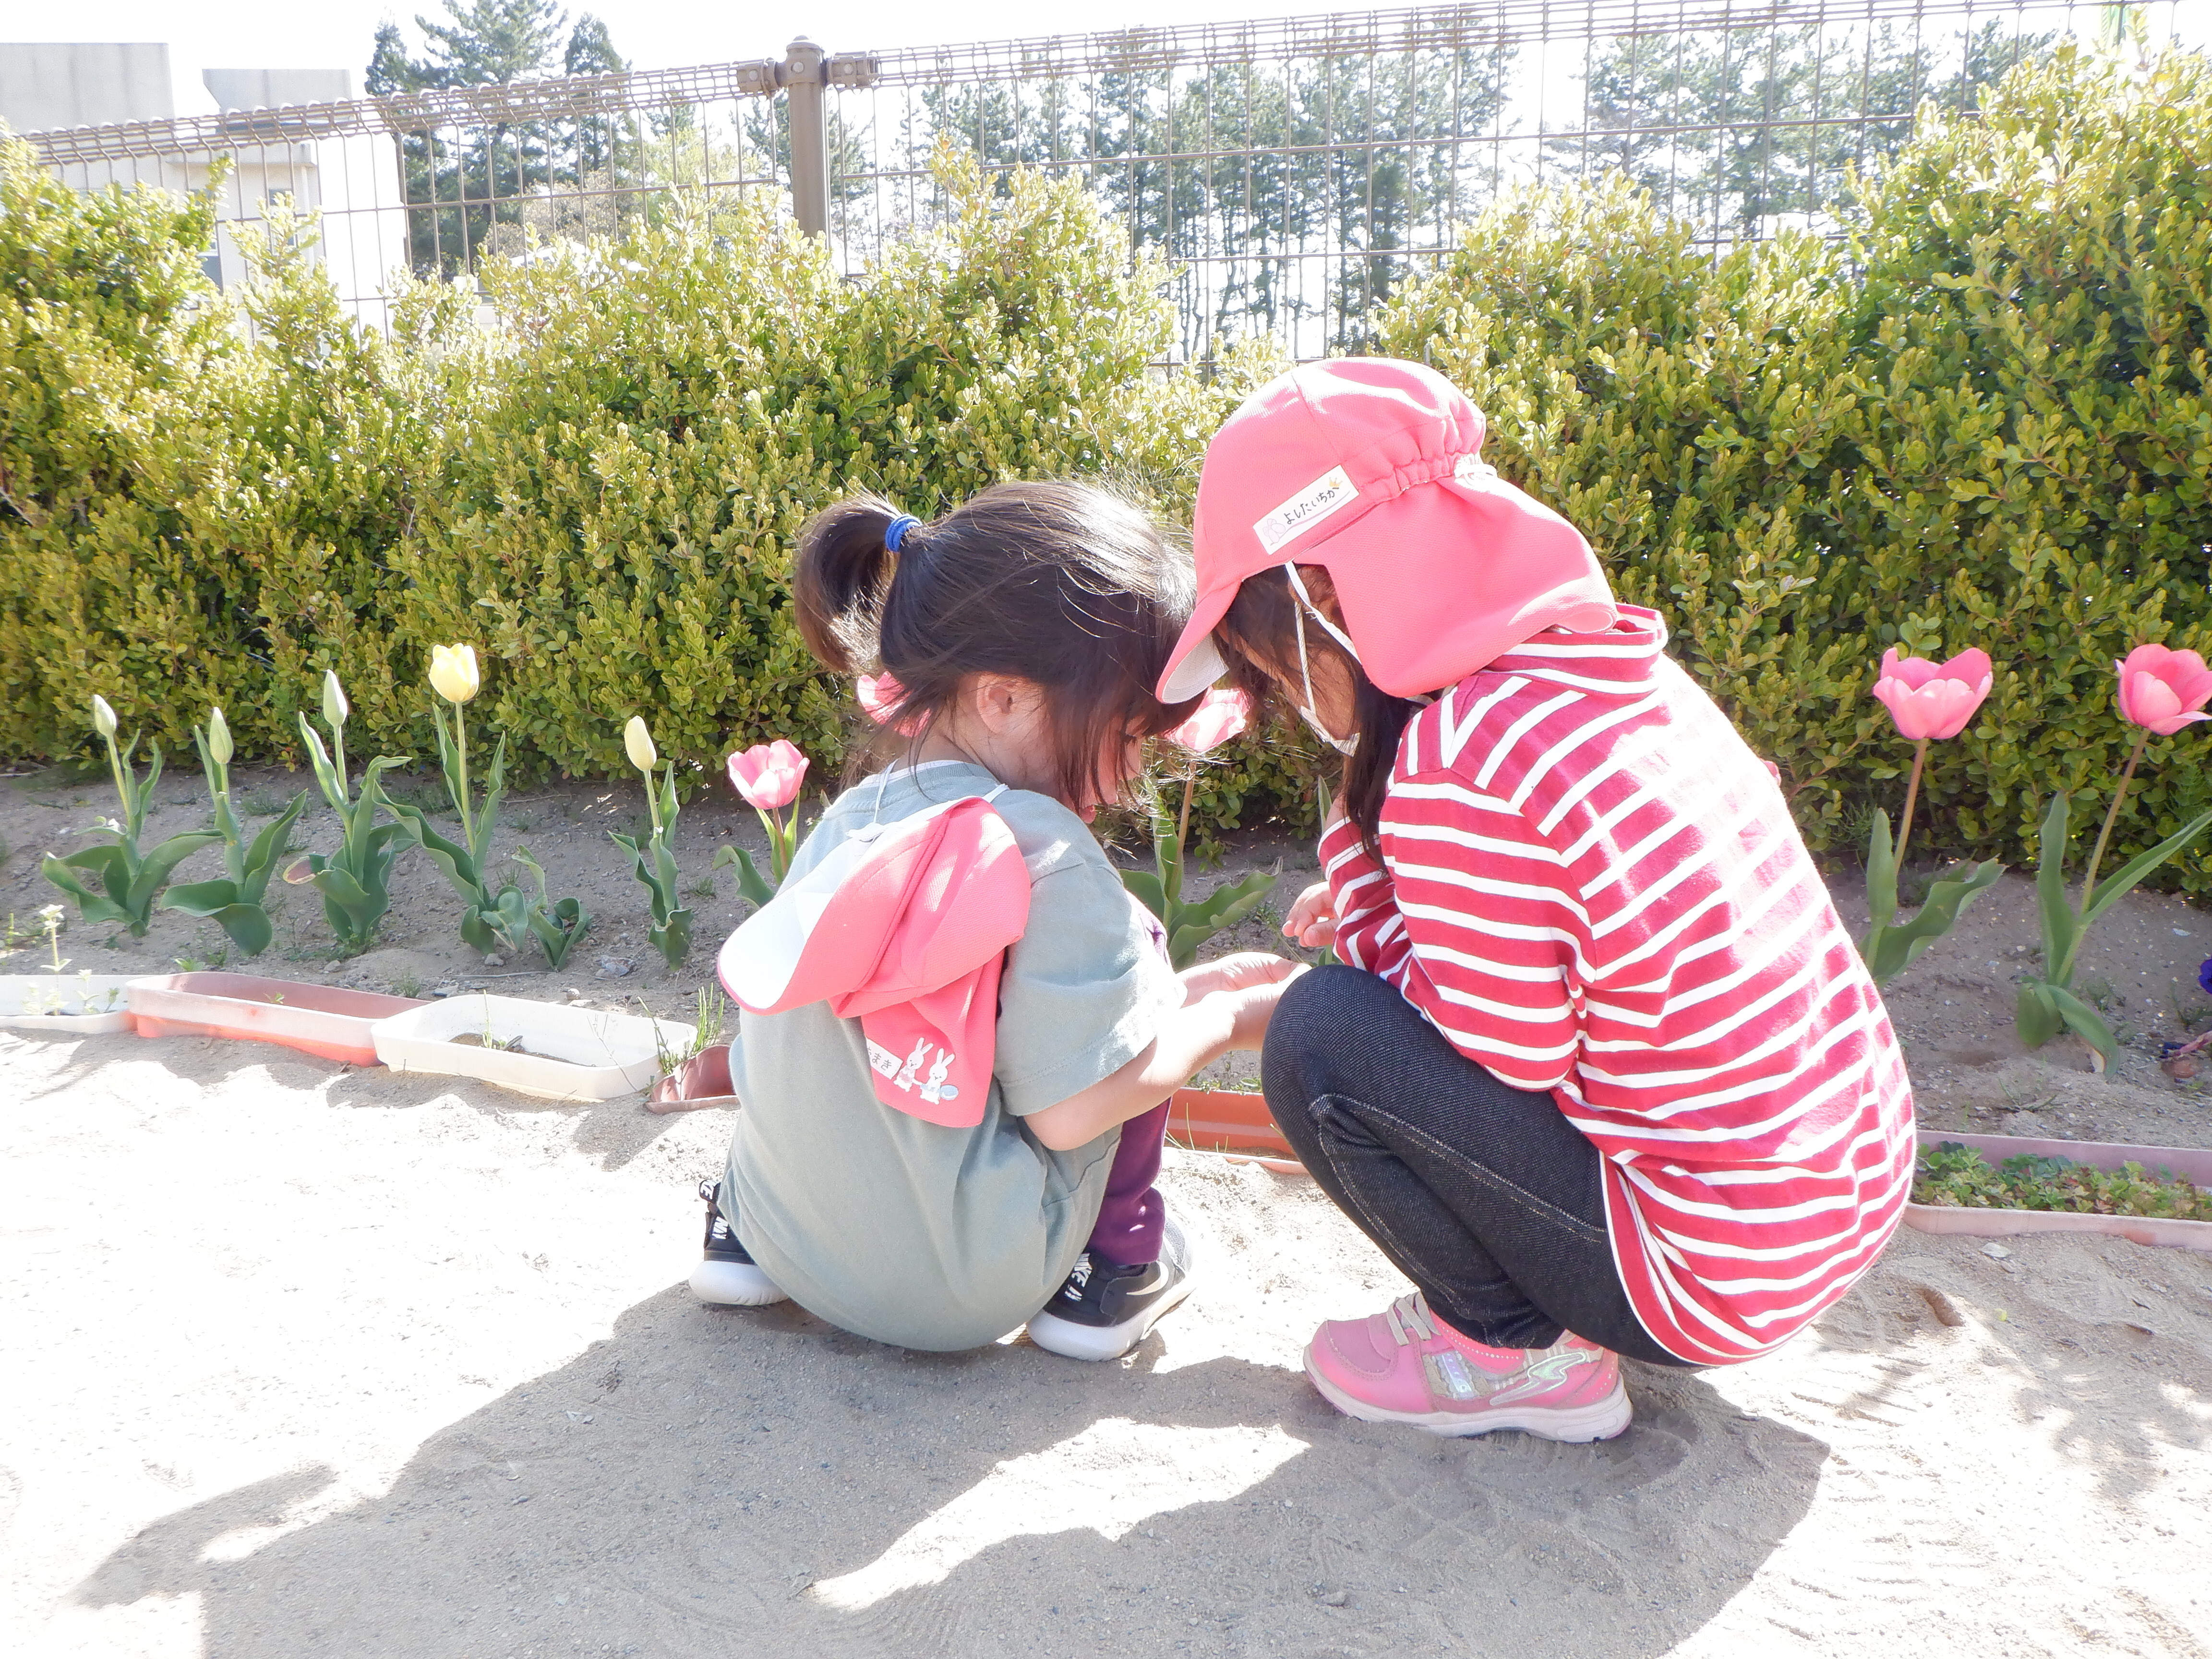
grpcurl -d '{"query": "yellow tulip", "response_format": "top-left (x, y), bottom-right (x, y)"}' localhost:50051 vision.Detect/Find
top-left (624, 716), bottom-right (657, 773)
top-left (429, 643), bottom-right (481, 704)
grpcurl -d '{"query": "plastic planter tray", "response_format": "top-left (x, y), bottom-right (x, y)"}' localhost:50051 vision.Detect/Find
top-left (374, 993), bottom-right (695, 1103)
top-left (1904, 1130), bottom-right (2212, 1255)
top-left (128, 972), bottom-right (423, 1067)
top-left (0, 974), bottom-right (140, 1034)
top-left (648, 1043), bottom-right (741, 1114)
top-left (1169, 1087), bottom-right (1304, 1174)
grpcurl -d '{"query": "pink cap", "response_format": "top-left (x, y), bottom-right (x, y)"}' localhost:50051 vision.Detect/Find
top-left (1159, 358), bottom-right (1618, 701)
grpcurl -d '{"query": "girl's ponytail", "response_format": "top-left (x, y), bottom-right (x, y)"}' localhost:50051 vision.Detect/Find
top-left (793, 495), bottom-right (902, 674)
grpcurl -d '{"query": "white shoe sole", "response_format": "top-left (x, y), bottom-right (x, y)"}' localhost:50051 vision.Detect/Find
top-left (1303, 1346), bottom-right (1632, 1442)
top-left (689, 1259), bottom-right (790, 1307)
top-left (1026, 1271), bottom-right (1196, 1362)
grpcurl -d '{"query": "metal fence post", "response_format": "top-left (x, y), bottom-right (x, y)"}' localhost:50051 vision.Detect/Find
top-left (779, 36), bottom-right (829, 238)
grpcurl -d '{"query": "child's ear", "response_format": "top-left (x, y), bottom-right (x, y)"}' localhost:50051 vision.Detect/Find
top-left (968, 673), bottom-right (1045, 735)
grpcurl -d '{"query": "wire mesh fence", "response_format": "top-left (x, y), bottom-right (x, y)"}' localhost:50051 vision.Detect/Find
top-left (838, 0), bottom-right (2188, 357)
top-left (14, 0), bottom-right (2193, 355)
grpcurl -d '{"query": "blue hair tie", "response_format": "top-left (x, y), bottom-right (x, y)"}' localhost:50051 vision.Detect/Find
top-left (884, 514), bottom-right (921, 553)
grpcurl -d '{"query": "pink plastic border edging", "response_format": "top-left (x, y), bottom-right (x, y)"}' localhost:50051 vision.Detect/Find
top-left (648, 1045), bottom-right (741, 1115)
top-left (127, 972), bottom-right (423, 1068)
top-left (1904, 1130), bottom-right (2212, 1255)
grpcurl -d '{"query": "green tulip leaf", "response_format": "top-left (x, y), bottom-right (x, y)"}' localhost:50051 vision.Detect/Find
top-left (2081, 806), bottom-right (2212, 932)
top-left (2046, 982), bottom-right (2117, 1064)
top-left (1863, 810), bottom-right (1899, 937)
top-left (1120, 868), bottom-right (1167, 922)
top-left (2032, 793), bottom-right (2079, 987)
top-left (1863, 858), bottom-right (2004, 986)
top-left (40, 853), bottom-right (130, 926)
top-left (2015, 980), bottom-right (2062, 1049)
top-left (530, 897), bottom-right (590, 969)
top-left (713, 844), bottom-right (778, 909)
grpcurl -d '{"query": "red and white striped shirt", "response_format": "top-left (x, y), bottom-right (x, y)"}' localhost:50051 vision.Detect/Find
top-left (1323, 607), bottom-right (1913, 1364)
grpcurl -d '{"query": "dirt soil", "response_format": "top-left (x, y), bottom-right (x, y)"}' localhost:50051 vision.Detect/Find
top-left (4, 762), bottom-right (2212, 1656)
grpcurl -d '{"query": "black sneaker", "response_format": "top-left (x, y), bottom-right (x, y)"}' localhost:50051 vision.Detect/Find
top-left (687, 1178), bottom-right (789, 1307)
top-left (1026, 1216), bottom-right (1194, 1361)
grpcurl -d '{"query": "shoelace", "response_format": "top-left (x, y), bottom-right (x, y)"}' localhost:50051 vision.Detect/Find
top-left (1382, 1291), bottom-right (1436, 1348)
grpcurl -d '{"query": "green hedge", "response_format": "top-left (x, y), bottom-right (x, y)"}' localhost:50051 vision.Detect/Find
top-left (5, 44), bottom-right (2211, 891)
top-left (1377, 42), bottom-right (2212, 893)
top-left (0, 147), bottom-right (1290, 794)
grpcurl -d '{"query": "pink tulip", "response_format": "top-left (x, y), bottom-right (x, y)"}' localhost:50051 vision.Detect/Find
top-left (1871, 647), bottom-right (1993, 741)
top-left (2114, 644), bottom-right (2212, 736)
top-left (727, 740), bottom-right (808, 810)
top-left (1169, 688), bottom-right (1252, 755)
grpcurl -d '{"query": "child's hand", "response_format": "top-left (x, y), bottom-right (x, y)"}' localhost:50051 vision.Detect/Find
top-left (1180, 950), bottom-right (1302, 1003)
top-left (1180, 952), bottom-right (1305, 1052)
top-left (1281, 881), bottom-right (1336, 950)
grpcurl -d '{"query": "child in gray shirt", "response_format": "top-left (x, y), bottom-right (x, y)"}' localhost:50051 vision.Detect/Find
top-left (690, 481), bottom-right (1299, 1359)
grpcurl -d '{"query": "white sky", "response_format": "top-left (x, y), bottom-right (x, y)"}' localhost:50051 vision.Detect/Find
top-left (5, 1), bottom-right (1316, 115)
top-left (7, 1), bottom-right (2205, 119)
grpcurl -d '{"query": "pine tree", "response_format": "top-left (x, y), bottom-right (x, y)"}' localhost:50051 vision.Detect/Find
top-left (563, 13), bottom-right (625, 78)
top-left (1553, 20), bottom-right (2056, 239)
top-left (417, 0), bottom-right (570, 86)
top-left (366, 3), bottom-right (635, 276)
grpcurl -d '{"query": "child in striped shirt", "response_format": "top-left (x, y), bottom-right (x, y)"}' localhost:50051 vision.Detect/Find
top-left (1155, 359), bottom-right (1914, 1443)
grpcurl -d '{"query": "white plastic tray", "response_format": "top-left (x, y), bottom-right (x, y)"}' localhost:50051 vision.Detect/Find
top-left (372, 993), bottom-right (696, 1102)
top-left (0, 974), bottom-right (139, 1034)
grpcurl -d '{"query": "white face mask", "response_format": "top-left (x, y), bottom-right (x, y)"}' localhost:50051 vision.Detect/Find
top-left (1286, 564), bottom-right (1361, 757)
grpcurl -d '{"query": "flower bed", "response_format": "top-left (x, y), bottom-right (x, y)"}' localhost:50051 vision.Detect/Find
top-left (1903, 1131), bottom-right (2212, 1255)
top-left (1168, 1088), bottom-right (1303, 1174)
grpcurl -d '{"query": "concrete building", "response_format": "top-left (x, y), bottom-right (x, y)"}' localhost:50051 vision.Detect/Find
top-left (2, 43), bottom-right (409, 327)
top-left (0, 40), bottom-right (173, 132)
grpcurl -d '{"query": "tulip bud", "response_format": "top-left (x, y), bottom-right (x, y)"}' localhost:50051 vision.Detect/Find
top-left (90, 695), bottom-right (118, 740)
top-left (321, 670), bottom-right (349, 730)
top-left (207, 707), bottom-right (233, 766)
top-left (625, 716), bottom-right (657, 773)
top-left (429, 643), bottom-right (481, 705)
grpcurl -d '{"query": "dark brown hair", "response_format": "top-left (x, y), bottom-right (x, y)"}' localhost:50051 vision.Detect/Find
top-left (793, 481), bottom-right (1200, 807)
top-left (1215, 566), bottom-right (1421, 857)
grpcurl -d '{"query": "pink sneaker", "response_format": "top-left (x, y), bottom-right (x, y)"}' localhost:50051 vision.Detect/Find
top-left (1304, 1293), bottom-right (1631, 1441)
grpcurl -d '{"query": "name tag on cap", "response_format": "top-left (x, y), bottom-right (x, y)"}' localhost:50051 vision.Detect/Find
top-left (1254, 464), bottom-right (1358, 554)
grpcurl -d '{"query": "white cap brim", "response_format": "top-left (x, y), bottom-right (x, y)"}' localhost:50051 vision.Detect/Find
top-left (1159, 632), bottom-right (1228, 703)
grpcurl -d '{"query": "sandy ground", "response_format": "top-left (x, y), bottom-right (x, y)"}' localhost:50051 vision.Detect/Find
top-left (5, 764), bottom-right (2212, 1656)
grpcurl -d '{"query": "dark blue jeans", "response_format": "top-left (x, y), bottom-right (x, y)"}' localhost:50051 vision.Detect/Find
top-left (1262, 966), bottom-right (1690, 1367)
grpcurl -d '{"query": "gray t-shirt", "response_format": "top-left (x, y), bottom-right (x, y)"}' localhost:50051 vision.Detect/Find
top-left (721, 760), bottom-right (1181, 1351)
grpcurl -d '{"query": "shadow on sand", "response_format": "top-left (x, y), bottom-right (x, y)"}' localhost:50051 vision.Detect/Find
top-left (78, 1283), bottom-right (1828, 1659)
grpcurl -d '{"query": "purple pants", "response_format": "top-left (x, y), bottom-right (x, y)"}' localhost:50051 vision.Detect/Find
top-left (1084, 1095), bottom-right (1169, 1267)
